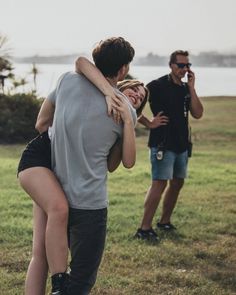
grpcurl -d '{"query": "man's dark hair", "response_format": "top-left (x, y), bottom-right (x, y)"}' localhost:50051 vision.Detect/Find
top-left (92, 37), bottom-right (135, 78)
top-left (169, 50), bottom-right (189, 65)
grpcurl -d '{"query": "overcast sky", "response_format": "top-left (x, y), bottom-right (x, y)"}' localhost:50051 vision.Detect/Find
top-left (1, 0), bottom-right (236, 57)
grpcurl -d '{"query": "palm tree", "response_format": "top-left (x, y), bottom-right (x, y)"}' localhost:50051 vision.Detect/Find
top-left (0, 34), bottom-right (13, 93)
top-left (30, 62), bottom-right (39, 92)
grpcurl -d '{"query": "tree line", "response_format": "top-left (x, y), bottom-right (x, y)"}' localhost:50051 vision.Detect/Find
top-left (0, 34), bottom-right (41, 143)
top-left (136, 52), bottom-right (236, 67)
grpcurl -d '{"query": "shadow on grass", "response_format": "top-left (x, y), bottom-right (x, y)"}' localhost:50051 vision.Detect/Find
top-left (157, 229), bottom-right (186, 242)
top-left (194, 236), bottom-right (236, 294)
top-left (204, 267), bottom-right (236, 294)
top-left (127, 235), bottom-right (161, 246)
top-left (0, 260), bottom-right (27, 273)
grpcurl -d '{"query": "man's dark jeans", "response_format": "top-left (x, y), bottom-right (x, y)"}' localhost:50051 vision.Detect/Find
top-left (67, 208), bottom-right (107, 295)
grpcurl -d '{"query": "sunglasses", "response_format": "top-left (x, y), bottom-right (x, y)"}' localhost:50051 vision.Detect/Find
top-left (174, 63), bottom-right (192, 69)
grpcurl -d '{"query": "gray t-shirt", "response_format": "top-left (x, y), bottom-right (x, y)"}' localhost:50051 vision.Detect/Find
top-left (48, 71), bottom-right (136, 209)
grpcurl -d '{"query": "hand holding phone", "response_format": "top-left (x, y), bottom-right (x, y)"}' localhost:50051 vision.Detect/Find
top-left (187, 70), bottom-right (192, 81)
top-left (187, 69), bottom-right (195, 88)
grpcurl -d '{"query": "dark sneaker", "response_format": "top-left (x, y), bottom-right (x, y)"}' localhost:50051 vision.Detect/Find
top-left (51, 272), bottom-right (69, 295)
top-left (157, 222), bottom-right (176, 231)
top-left (134, 228), bottom-right (159, 241)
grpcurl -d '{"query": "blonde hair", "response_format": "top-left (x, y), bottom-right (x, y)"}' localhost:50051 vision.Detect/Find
top-left (117, 79), bottom-right (149, 117)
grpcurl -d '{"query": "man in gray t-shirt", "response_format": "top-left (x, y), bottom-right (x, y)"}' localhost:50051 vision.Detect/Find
top-left (49, 71), bottom-right (124, 210)
top-left (49, 37), bottom-right (135, 295)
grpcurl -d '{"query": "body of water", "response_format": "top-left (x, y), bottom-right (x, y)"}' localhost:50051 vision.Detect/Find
top-left (13, 63), bottom-right (236, 97)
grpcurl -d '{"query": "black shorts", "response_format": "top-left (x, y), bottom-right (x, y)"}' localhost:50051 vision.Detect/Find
top-left (17, 131), bottom-right (51, 175)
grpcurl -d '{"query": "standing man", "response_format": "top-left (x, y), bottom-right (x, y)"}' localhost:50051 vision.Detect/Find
top-left (135, 50), bottom-right (203, 241)
top-left (49, 37), bottom-right (136, 294)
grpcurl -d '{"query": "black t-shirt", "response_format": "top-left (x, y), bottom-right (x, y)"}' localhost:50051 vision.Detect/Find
top-left (146, 74), bottom-right (191, 153)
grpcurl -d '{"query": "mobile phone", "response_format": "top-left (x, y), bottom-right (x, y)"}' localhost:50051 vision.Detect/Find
top-left (184, 72), bottom-right (189, 83)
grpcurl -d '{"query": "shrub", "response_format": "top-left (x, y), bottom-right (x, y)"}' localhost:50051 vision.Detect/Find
top-left (0, 93), bottom-right (42, 143)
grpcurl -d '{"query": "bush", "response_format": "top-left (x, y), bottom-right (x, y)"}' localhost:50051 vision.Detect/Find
top-left (0, 93), bottom-right (42, 143)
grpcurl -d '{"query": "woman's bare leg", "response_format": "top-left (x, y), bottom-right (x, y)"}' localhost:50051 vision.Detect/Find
top-left (19, 167), bottom-right (68, 275)
top-left (25, 203), bottom-right (48, 295)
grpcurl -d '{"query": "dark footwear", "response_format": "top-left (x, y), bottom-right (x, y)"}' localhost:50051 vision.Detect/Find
top-left (134, 228), bottom-right (159, 241)
top-left (157, 222), bottom-right (176, 231)
top-left (51, 272), bottom-right (69, 295)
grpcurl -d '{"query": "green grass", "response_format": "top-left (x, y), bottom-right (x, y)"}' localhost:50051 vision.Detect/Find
top-left (1, 97), bottom-right (236, 295)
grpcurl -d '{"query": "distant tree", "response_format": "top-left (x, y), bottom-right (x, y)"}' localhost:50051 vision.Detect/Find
top-left (0, 34), bottom-right (14, 93)
top-left (30, 62), bottom-right (39, 92)
top-left (12, 79), bottom-right (21, 89)
top-left (12, 77), bottom-right (28, 92)
top-left (0, 92), bottom-right (42, 143)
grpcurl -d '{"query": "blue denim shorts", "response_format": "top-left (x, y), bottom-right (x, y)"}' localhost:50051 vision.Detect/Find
top-left (150, 147), bottom-right (188, 180)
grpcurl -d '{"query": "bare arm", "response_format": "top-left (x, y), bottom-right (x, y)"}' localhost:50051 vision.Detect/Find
top-left (138, 111), bottom-right (169, 129)
top-left (187, 70), bottom-right (204, 119)
top-left (75, 56), bottom-right (121, 119)
top-left (35, 99), bottom-right (55, 133)
top-left (107, 97), bottom-right (136, 172)
top-left (121, 118), bottom-right (136, 168)
top-left (107, 139), bottom-right (122, 172)
top-left (107, 120), bottom-right (136, 172)
top-left (75, 57), bottom-right (114, 96)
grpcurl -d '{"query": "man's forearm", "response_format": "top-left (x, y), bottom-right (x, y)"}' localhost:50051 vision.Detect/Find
top-left (122, 120), bottom-right (136, 168)
top-left (35, 99), bottom-right (55, 133)
top-left (189, 88), bottom-right (204, 119)
top-left (107, 140), bottom-right (122, 172)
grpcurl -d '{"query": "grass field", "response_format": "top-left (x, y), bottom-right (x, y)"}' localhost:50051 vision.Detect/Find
top-left (0, 97), bottom-right (236, 295)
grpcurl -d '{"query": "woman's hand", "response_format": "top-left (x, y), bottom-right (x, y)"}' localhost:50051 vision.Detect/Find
top-left (104, 92), bottom-right (123, 124)
top-left (150, 111), bottom-right (169, 128)
top-left (113, 95), bottom-right (133, 125)
top-left (138, 111), bottom-right (168, 129)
